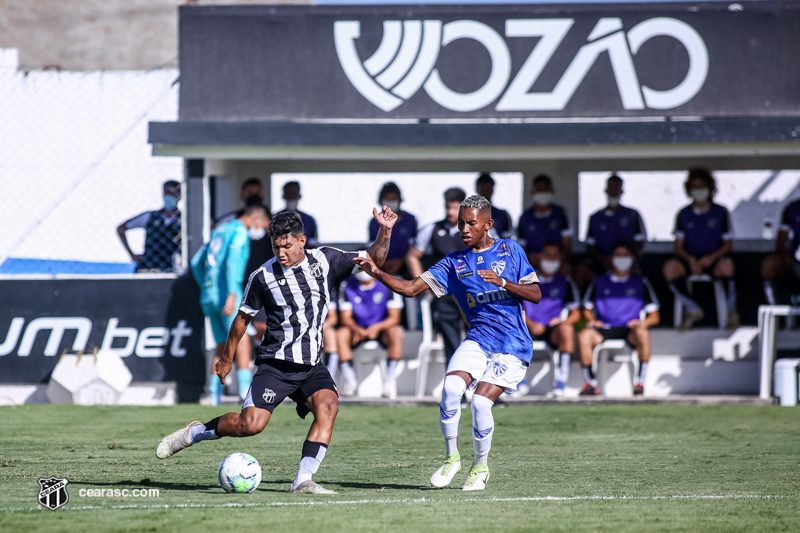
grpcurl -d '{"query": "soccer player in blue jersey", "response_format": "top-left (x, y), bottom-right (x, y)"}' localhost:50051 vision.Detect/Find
top-left (355, 195), bottom-right (541, 491)
top-left (190, 205), bottom-right (268, 405)
top-left (579, 241), bottom-right (660, 396)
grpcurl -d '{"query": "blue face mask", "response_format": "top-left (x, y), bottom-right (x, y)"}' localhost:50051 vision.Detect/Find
top-left (164, 195), bottom-right (179, 210)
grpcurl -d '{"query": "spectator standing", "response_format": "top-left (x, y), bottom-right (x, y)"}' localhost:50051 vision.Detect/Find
top-left (762, 193), bottom-right (800, 306)
top-left (117, 180), bottom-right (182, 273)
top-left (337, 271), bottom-right (404, 398)
top-left (662, 167), bottom-right (739, 330)
top-left (517, 174), bottom-right (572, 269)
top-left (475, 173), bottom-right (514, 238)
top-left (407, 188), bottom-right (468, 366)
top-left (579, 241), bottom-right (660, 396)
top-left (523, 242), bottom-right (581, 397)
top-left (369, 182), bottom-right (417, 278)
top-left (277, 181), bottom-right (318, 247)
top-left (215, 177), bottom-right (265, 227)
top-left (191, 205), bottom-right (268, 405)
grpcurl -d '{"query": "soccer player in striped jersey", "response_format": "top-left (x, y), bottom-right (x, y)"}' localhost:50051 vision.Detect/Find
top-left (355, 195), bottom-right (541, 491)
top-left (157, 208), bottom-right (397, 495)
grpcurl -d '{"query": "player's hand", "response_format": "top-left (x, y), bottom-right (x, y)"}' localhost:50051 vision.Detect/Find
top-left (373, 205), bottom-right (398, 230)
top-left (627, 319), bottom-right (646, 329)
top-left (478, 269), bottom-right (504, 287)
top-left (215, 359), bottom-right (233, 385)
top-left (528, 321), bottom-right (546, 336)
top-left (364, 325), bottom-right (381, 339)
top-left (587, 319), bottom-right (605, 329)
top-left (548, 317), bottom-right (563, 327)
top-left (222, 293), bottom-right (237, 316)
top-left (688, 257), bottom-right (703, 275)
top-left (698, 255), bottom-right (715, 268)
top-left (353, 257), bottom-right (382, 279)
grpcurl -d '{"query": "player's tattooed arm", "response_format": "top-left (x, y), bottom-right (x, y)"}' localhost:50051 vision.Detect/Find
top-left (367, 205), bottom-right (398, 267)
top-left (477, 269), bottom-right (542, 304)
top-left (353, 256), bottom-right (430, 297)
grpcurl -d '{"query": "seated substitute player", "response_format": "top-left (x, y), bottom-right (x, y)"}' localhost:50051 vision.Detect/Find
top-left (355, 195), bottom-right (541, 491)
top-left (578, 241), bottom-right (660, 396)
top-left (517, 174), bottom-right (573, 270)
top-left (523, 242), bottom-right (581, 397)
top-left (663, 167), bottom-right (739, 330)
top-left (337, 270), bottom-right (404, 398)
top-left (157, 207), bottom-right (398, 496)
top-left (761, 193), bottom-right (800, 306)
top-left (190, 204), bottom-right (268, 405)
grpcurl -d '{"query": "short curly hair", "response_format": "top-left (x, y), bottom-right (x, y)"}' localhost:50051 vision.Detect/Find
top-left (269, 211), bottom-right (304, 241)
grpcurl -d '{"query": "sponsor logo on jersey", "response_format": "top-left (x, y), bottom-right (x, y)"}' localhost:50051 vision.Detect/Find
top-left (477, 256), bottom-right (484, 264)
top-left (458, 271), bottom-right (474, 279)
top-left (466, 288), bottom-right (512, 307)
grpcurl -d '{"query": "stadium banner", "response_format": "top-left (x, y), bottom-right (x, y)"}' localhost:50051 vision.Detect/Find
top-left (0, 275), bottom-right (206, 392)
top-left (178, 2), bottom-right (800, 121)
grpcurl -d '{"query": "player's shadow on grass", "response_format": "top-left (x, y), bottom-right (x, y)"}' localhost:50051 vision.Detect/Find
top-left (333, 481), bottom-right (422, 490)
top-left (69, 480), bottom-right (219, 491)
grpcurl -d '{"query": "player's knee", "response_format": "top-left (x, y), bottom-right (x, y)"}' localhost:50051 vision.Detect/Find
top-left (316, 397), bottom-right (339, 421)
top-left (471, 394), bottom-right (494, 418)
top-left (663, 260), bottom-right (681, 279)
top-left (442, 375), bottom-right (468, 401)
top-left (716, 259), bottom-right (734, 278)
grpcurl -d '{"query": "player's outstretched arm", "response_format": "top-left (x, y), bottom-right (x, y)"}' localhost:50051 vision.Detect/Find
top-left (353, 256), bottom-right (430, 298)
top-left (215, 311), bottom-right (253, 384)
top-left (366, 205), bottom-right (398, 268)
top-left (477, 269), bottom-right (541, 304)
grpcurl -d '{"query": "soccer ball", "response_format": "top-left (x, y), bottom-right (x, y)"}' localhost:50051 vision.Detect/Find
top-left (218, 452), bottom-right (261, 493)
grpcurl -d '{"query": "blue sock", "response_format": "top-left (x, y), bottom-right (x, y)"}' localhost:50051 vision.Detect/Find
top-left (236, 368), bottom-right (253, 400)
top-left (209, 374), bottom-right (222, 406)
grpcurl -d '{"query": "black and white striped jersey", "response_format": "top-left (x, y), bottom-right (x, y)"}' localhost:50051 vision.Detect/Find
top-left (239, 247), bottom-right (366, 366)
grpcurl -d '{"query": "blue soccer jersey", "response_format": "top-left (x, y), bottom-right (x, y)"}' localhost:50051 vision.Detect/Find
top-left (190, 219), bottom-right (250, 309)
top-left (586, 206), bottom-right (647, 256)
top-left (339, 277), bottom-right (404, 328)
top-left (674, 203), bottom-right (733, 257)
top-left (420, 239), bottom-right (539, 362)
top-left (524, 274), bottom-right (579, 325)
top-left (583, 273), bottom-right (659, 327)
top-left (517, 204), bottom-right (572, 254)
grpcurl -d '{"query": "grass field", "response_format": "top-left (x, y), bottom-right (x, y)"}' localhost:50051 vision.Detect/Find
top-left (0, 403), bottom-right (798, 532)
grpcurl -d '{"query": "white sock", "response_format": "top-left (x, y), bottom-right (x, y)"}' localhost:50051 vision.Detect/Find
top-left (471, 395), bottom-right (494, 467)
top-left (294, 441), bottom-right (327, 486)
top-left (440, 375), bottom-right (466, 457)
top-left (385, 359), bottom-right (399, 384)
top-left (764, 281), bottom-right (776, 306)
top-left (340, 360), bottom-right (357, 387)
top-left (327, 353), bottom-right (339, 381)
top-left (188, 419), bottom-right (220, 443)
top-left (638, 360), bottom-right (649, 385)
top-left (558, 352), bottom-right (571, 386)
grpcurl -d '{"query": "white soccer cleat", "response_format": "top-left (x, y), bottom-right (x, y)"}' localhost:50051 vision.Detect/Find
top-left (156, 421), bottom-right (202, 459)
top-left (430, 453), bottom-right (462, 488)
top-left (342, 383), bottom-right (357, 397)
top-left (288, 480), bottom-right (338, 494)
top-left (382, 382), bottom-right (397, 399)
top-left (462, 464), bottom-right (490, 491)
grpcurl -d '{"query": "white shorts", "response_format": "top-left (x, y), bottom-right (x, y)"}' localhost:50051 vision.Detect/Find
top-left (447, 340), bottom-right (528, 394)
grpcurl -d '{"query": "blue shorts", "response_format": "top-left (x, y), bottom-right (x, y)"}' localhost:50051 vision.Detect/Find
top-left (202, 304), bottom-right (237, 345)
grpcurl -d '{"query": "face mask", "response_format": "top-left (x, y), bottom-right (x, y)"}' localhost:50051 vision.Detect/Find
top-left (612, 256), bottom-right (634, 273)
top-left (382, 200), bottom-right (400, 213)
top-left (244, 194), bottom-right (263, 206)
top-left (690, 188), bottom-right (710, 203)
top-left (540, 259), bottom-right (561, 275)
top-left (285, 200), bottom-right (299, 211)
top-left (355, 270), bottom-right (374, 283)
top-left (248, 226), bottom-right (266, 241)
top-left (607, 195), bottom-right (621, 208)
top-left (163, 195), bottom-right (179, 210)
top-left (532, 192), bottom-right (553, 207)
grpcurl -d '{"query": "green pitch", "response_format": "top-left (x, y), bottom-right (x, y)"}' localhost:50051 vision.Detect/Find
top-left (1, 404), bottom-right (798, 532)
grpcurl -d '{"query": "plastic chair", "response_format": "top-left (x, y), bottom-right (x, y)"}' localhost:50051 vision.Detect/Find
top-left (591, 339), bottom-right (639, 396)
top-left (414, 298), bottom-right (445, 398)
top-left (673, 274), bottom-right (727, 329)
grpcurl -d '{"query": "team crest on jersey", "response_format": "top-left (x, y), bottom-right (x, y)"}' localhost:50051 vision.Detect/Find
top-left (310, 262), bottom-right (323, 278)
top-left (38, 477), bottom-right (69, 511)
top-left (372, 292), bottom-right (384, 304)
top-left (626, 288), bottom-right (636, 297)
top-left (262, 388), bottom-right (276, 404)
top-left (620, 217), bottom-right (629, 227)
top-left (492, 360), bottom-right (508, 377)
top-left (491, 261), bottom-right (506, 275)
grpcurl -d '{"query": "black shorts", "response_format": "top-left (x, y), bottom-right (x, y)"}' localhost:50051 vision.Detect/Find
top-left (352, 336), bottom-right (388, 350)
top-left (243, 358), bottom-right (337, 419)
top-left (532, 326), bottom-right (558, 350)
top-left (598, 326), bottom-right (633, 346)
top-left (676, 256), bottom-right (728, 277)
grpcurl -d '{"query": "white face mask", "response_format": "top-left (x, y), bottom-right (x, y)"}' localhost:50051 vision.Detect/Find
top-left (540, 259), bottom-right (561, 275)
top-left (607, 195), bottom-right (621, 208)
top-left (355, 270), bottom-right (374, 283)
top-left (382, 200), bottom-right (400, 213)
top-left (612, 256), bottom-right (634, 273)
top-left (248, 226), bottom-right (266, 241)
top-left (690, 188), bottom-right (710, 203)
top-left (285, 200), bottom-right (299, 211)
top-left (532, 192), bottom-right (553, 207)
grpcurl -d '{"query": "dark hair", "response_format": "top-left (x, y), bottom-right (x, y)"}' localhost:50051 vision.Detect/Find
top-left (684, 166), bottom-right (716, 197)
top-left (444, 187), bottom-right (467, 204)
top-left (269, 211), bottom-right (304, 241)
top-left (163, 180), bottom-right (180, 190)
top-left (532, 174), bottom-right (552, 187)
top-left (283, 181), bottom-right (300, 193)
top-left (607, 174), bottom-right (623, 186)
top-left (378, 181), bottom-right (402, 202)
top-left (541, 241), bottom-right (562, 252)
top-left (611, 239), bottom-right (636, 256)
top-left (241, 177), bottom-right (262, 191)
top-left (476, 173), bottom-right (495, 186)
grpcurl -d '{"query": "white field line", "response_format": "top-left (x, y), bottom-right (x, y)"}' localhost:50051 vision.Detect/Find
top-left (0, 494), bottom-right (795, 513)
